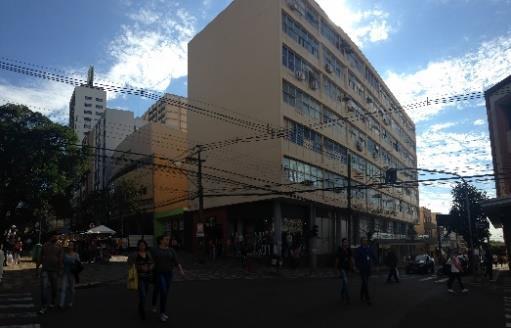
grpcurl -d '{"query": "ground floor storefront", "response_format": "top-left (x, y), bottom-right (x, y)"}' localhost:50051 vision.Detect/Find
top-left (482, 196), bottom-right (511, 268)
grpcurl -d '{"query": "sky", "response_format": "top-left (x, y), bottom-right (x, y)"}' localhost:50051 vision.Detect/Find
top-left (1, 0), bottom-right (510, 240)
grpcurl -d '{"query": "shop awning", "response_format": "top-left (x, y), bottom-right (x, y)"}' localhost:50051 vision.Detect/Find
top-left (481, 196), bottom-right (511, 228)
top-left (154, 208), bottom-right (186, 220)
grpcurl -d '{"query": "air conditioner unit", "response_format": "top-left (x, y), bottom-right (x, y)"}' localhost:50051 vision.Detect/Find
top-left (325, 63), bottom-right (333, 74)
top-left (356, 141), bottom-right (363, 152)
top-left (383, 117), bottom-right (390, 125)
top-left (295, 70), bottom-right (306, 81)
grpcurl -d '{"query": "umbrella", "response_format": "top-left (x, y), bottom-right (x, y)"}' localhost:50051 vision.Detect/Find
top-left (86, 225), bottom-right (116, 235)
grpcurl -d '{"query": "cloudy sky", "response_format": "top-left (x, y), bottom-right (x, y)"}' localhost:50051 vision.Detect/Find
top-left (1, 0), bottom-right (510, 239)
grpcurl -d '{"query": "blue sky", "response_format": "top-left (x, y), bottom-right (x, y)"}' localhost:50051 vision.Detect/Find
top-left (1, 0), bottom-right (510, 239)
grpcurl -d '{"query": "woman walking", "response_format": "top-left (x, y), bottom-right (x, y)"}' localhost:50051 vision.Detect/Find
top-left (336, 238), bottom-right (352, 304)
top-left (129, 240), bottom-right (154, 320)
top-left (59, 241), bottom-right (81, 308)
top-left (151, 235), bottom-right (185, 322)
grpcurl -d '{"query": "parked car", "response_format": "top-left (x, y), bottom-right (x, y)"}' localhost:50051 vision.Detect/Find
top-left (406, 254), bottom-right (435, 274)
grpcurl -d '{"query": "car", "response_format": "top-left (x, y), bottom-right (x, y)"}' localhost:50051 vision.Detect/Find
top-left (406, 254), bottom-right (435, 274)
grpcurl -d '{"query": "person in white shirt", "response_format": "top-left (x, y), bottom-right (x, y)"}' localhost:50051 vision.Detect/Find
top-left (446, 251), bottom-right (468, 293)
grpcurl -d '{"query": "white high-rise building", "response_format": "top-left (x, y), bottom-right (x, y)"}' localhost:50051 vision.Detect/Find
top-left (69, 66), bottom-right (107, 142)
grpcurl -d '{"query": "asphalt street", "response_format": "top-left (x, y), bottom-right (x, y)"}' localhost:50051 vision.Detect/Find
top-left (1, 272), bottom-right (505, 328)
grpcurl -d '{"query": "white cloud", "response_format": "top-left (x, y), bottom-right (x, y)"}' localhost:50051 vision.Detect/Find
top-left (0, 79), bottom-right (74, 124)
top-left (103, 4), bottom-right (196, 93)
top-left (385, 33), bottom-right (511, 122)
top-left (315, 0), bottom-right (393, 47)
top-left (473, 119), bottom-right (486, 126)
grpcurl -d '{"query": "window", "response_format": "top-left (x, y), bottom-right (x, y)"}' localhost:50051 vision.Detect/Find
top-left (285, 119), bottom-right (322, 153)
top-left (365, 67), bottom-right (380, 91)
top-left (347, 52), bottom-right (365, 75)
top-left (84, 124), bottom-right (91, 129)
top-left (282, 13), bottom-right (319, 57)
top-left (96, 98), bottom-right (103, 102)
top-left (305, 2), bottom-right (319, 29)
top-left (320, 20), bottom-right (344, 54)
top-left (323, 46), bottom-right (343, 78)
top-left (84, 110), bottom-right (92, 115)
top-left (84, 103), bottom-right (92, 107)
top-left (324, 171), bottom-right (347, 194)
top-left (282, 80), bottom-right (321, 121)
top-left (324, 138), bottom-right (348, 163)
top-left (85, 96), bottom-right (92, 100)
top-left (350, 153), bottom-right (367, 178)
top-left (96, 105), bottom-right (103, 109)
top-left (348, 73), bottom-right (365, 98)
top-left (322, 108), bottom-right (346, 138)
top-left (84, 117), bottom-right (92, 122)
top-left (282, 157), bottom-right (324, 187)
top-left (96, 112), bottom-right (102, 116)
top-left (282, 45), bottom-right (320, 87)
top-left (323, 76), bottom-right (342, 102)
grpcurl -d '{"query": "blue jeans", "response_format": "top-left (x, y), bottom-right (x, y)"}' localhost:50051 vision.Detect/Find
top-left (138, 277), bottom-right (151, 318)
top-left (40, 271), bottom-right (59, 309)
top-left (59, 271), bottom-right (75, 307)
top-left (340, 269), bottom-right (350, 301)
top-left (154, 272), bottom-right (173, 315)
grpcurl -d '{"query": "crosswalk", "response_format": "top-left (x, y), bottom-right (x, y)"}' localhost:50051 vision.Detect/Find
top-left (0, 292), bottom-right (40, 328)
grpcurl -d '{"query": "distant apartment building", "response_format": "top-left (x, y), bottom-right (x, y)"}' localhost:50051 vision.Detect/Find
top-left (142, 94), bottom-right (187, 133)
top-left (69, 67), bottom-right (107, 142)
top-left (188, 0), bottom-right (419, 258)
top-left (482, 75), bottom-right (511, 262)
top-left (83, 108), bottom-right (146, 194)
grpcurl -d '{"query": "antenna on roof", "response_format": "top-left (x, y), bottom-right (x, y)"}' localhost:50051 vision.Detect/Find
top-left (87, 66), bottom-right (94, 87)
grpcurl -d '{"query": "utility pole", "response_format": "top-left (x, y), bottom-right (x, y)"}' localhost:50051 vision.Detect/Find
top-left (186, 145), bottom-right (206, 259)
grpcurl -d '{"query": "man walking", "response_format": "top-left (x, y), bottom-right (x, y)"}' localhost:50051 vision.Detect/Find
top-left (447, 251), bottom-right (468, 294)
top-left (355, 237), bottom-right (376, 305)
top-left (36, 234), bottom-right (63, 314)
top-left (385, 249), bottom-right (399, 283)
top-left (335, 238), bottom-right (352, 304)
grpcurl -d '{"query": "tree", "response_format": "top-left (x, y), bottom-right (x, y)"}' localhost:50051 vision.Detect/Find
top-left (447, 182), bottom-right (490, 247)
top-left (0, 104), bottom-right (87, 233)
top-left (110, 179), bottom-right (146, 237)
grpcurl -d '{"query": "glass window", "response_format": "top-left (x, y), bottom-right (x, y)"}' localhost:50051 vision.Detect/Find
top-left (282, 13), bottom-right (319, 57)
top-left (85, 96), bottom-right (92, 100)
top-left (96, 105), bottom-right (103, 109)
top-left (283, 80), bottom-right (321, 121)
top-left (96, 98), bottom-right (103, 102)
top-left (323, 76), bottom-right (342, 102)
top-left (323, 46), bottom-right (343, 78)
top-left (84, 103), bottom-right (92, 107)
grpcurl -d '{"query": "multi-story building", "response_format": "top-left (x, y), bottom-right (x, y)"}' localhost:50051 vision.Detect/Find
top-left (84, 108), bottom-right (145, 193)
top-left (69, 67), bottom-right (107, 142)
top-left (482, 75), bottom-right (511, 264)
top-left (142, 94), bottom-right (187, 133)
top-left (188, 0), bottom-right (419, 258)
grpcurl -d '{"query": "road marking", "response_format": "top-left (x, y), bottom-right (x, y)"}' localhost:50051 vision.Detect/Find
top-left (0, 304), bottom-right (35, 309)
top-left (419, 276), bottom-right (437, 281)
top-left (0, 325), bottom-right (40, 328)
top-left (0, 298), bottom-right (33, 302)
top-left (0, 313), bottom-right (37, 319)
top-left (435, 278), bottom-right (449, 283)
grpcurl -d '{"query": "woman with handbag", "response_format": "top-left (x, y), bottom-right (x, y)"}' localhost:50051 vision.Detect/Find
top-left (59, 241), bottom-right (81, 308)
top-left (128, 239), bottom-right (154, 320)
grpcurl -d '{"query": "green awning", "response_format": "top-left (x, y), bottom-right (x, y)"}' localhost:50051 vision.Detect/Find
top-left (154, 208), bottom-right (185, 220)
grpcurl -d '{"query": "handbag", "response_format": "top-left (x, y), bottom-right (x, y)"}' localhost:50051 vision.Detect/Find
top-left (127, 265), bottom-right (138, 290)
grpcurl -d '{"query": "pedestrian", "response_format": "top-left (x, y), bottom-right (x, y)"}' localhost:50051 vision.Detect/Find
top-left (355, 237), bottom-right (376, 305)
top-left (36, 234), bottom-right (64, 315)
top-left (150, 235), bottom-right (185, 322)
top-left (59, 241), bottom-right (81, 309)
top-left (128, 240), bottom-right (154, 320)
top-left (335, 238), bottom-right (352, 304)
top-left (483, 245), bottom-right (494, 281)
top-left (385, 249), bottom-right (399, 283)
top-left (0, 243), bottom-right (4, 284)
top-left (13, 237), bottom-right (23, 265)
top-left (447, 251), bottom-right (468, 294)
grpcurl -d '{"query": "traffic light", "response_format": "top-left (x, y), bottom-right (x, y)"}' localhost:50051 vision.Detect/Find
top-left (311, 224), bottom-right (319, 238)
top-left (385, 168), bottom-right (397, 184)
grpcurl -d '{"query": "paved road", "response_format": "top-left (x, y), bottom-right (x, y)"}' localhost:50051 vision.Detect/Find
top-left (0, 273), bottom-right (505, 328)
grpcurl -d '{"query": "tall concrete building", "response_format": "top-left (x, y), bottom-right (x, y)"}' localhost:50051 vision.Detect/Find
top-left (142, 94), bottom-right (188, 133)
top-left (188, 0), bottom-right (419, 257)
top-left (482, 75), bottom-right (511, 262)
top-left (69, 67), bottom-right (107, 142)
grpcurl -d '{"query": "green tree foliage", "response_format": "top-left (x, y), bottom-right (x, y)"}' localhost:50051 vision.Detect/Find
top-left (0, 104), bottom-right (87, 232)
top-left (448, 182), bottom-right (490, 247)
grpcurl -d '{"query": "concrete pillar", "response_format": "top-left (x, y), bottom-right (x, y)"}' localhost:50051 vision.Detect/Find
top-left (309, 204), bottom-right (317, 270)
top-left (273, 200), bottom-right (282, 257)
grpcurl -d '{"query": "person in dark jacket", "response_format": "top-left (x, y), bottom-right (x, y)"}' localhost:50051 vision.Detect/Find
top-left (335, 238), bottom-right (352, 304)
top-left (355, 237), bottom-right (376, 305)
top-left (385, 250), bottom-right (399, 283)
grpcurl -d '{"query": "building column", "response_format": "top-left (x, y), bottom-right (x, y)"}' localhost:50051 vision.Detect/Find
top-left (309, 204), bottom-right (317, 270)
top-left (273, 200), bottom-right (282, 257)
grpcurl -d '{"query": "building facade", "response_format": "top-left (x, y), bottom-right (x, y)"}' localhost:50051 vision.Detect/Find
top-left (142, 94), bottom-right (188, 133)
top-left (482, 75), bottom-right (511, 264)
top-left (188, 0), bottom-right (419, 259)
top-left (69, 67), bottom-right (107, 143)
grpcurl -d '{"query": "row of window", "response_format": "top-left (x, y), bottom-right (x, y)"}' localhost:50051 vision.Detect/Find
top-left (284, 117), bottom-right (416, 190)
top-left (284, 5), bottom-right (415, 135)
top-left (282, 80), bottom-right (416, 168)
top-left (282, 12), bottom-right (319, 58)
top-left (84, 96), bottom-right (104, 102)
top-left (282, 156), bottom-right (418, 212)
